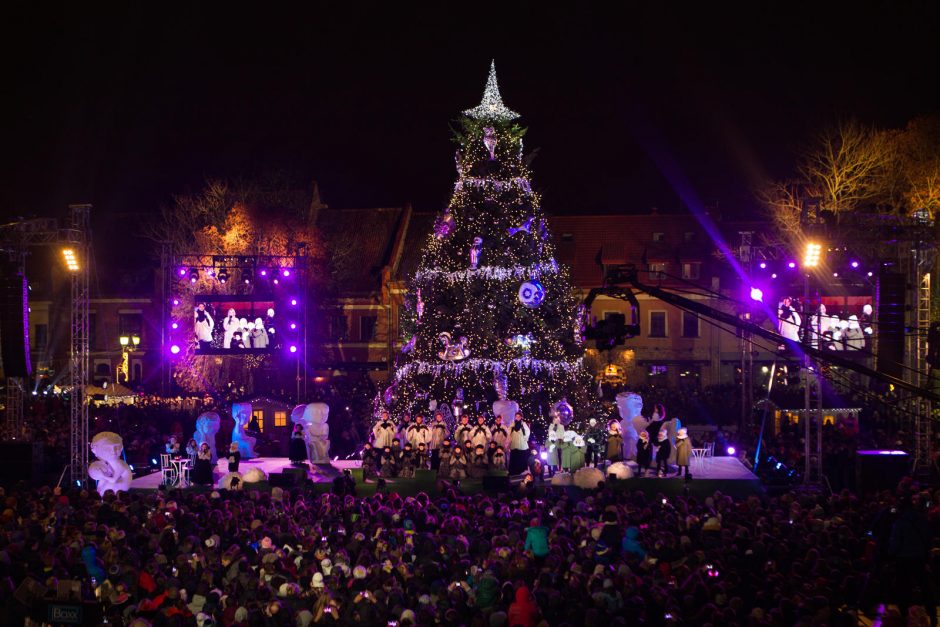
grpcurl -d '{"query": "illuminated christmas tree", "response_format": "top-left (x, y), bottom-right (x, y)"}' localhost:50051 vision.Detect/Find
top-left (380, 61), bottom-right (600, 432)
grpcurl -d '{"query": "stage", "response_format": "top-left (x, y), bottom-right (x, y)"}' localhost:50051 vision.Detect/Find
top-left (129, 455), bottom-right (761, 497)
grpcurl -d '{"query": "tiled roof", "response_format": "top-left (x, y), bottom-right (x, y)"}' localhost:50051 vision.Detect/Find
top-left (396, 212), bottom-right (437, 281)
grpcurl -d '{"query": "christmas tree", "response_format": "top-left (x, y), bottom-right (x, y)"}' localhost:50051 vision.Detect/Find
top-left (380, 61), bottom-right (601, 433)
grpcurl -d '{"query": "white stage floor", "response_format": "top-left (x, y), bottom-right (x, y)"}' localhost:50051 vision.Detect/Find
top-left (130, 457), bottom-right (362, 490)
top-left (131, 456), bottom-right (754, 490)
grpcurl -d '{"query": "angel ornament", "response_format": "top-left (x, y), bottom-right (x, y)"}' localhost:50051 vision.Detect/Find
top-left (469, 237), bottom-right (483, 270)
top-left (483, 126), bottom-right (497, 160)
top-left (438, 332), bottom-right (470, 361)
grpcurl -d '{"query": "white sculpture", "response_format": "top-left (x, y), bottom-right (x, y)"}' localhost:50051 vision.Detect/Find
top-left (492, 399), bottom-right (520, 427)
top-left (293, 402), bottom-right (330, 463)
top-left (607, 462), bottom-right (634, 480)
top-left (88, 432), bottom-right (133, 496)
top-left (615, 392), bottom-right (644, 460)
top-left (231, 402), bottom-right (257, 459)
top-left (573, 466), bottom-right (605, 490)
top-left (242, 468), bottom-right (268, 483)
top-left (550, 471), bottom-right (573, 486)
top-left (193, 412), bottom-right (221, 462)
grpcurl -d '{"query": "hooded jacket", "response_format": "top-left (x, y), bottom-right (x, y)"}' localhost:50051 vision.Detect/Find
top-left (507, 585), bottom-right (538, 627)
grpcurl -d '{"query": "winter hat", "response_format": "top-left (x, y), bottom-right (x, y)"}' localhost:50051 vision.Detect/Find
top-left (320, 558), bottom-right (332, 575)
top-left (234, 607), bottom-right (248, 622)
top-left (353, 565), bottom-right (367, 580)
top-left (677, 428), bottom-right (688, 440)
top-left (703, 516), bottom-right (722, 531)
top-left (311, 573), bottom-right (324, 589)
top-left (400, 609), bottom-right (416, 623)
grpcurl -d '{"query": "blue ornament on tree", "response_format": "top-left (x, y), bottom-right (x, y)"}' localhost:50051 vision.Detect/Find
top-left (518, 281), bottom-right (545, 308)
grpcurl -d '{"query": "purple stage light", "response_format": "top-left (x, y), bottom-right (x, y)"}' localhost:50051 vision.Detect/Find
top-left (539, 451), bottom-right (549, 461)
top-left (749, 287), bottom-right (763, 302)
top-left (289, 345), bottom-right (298, 353)
top-left (172, 298), bottom-right (179, 306)
top-left (290, 322), bottom-right (297, 330)
top-left (787, 262), bottom-right (796, 269)
top-left (282, 269), bottom-right (291, 277)
top-left (179, 268), bottom-right (186, 276)
top-left (190, 277), bottom-right (197, 283)
top-left (171, 322), bottom-right (178, 330)
top-left (851, 261), bottom-right (859, 268)
top-left (260, 269), bottom-right (267, 276)
top-left (833, 272), bottom-right (839, 277)
top-left (726, 446), bottom-right (736, 456)
top-left (771, 273), bottom-right (777, 279)
top-left (273, 278), bottom-right (279, 285)
top-left (291, 298), bottom-right (298, 306)
top-left (867, 271), bottom-right (873, 277)
top-left (759, 262), bottom-right (766, 269)
top-left (170, 344), bottom-right (181, 354)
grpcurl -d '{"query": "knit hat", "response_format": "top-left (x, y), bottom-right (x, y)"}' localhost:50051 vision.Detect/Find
top-left (320, 558), bottom-right (332, 575)
top-left (311, 572), bottom-right (324, 588)
top-left (234, 607), bottom-right (248, 622)
top-left (676, 428), bottom-right (688, 440)
top-left (353, 565), bottom-right (367, 580)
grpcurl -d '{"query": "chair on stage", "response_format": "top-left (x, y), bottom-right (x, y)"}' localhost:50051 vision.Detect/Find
top-left (704, 442), bottom-right (715, 469)
top-left (160, 454), bottom-right (177, 486)
top-left (691, 448), bottom-right (708, 473)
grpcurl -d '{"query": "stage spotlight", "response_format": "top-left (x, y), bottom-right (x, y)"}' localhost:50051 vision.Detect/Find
top-left (189, 268), bottom-right (199, 283)
top-left (727, 446), bottom-right (736, 456)
top-left (171, 322), bottom-right (178, 330)
top-left (833, 272), bottom-right (839, 277)
top-left (759, 262), bottom-right (766, 269)
top-left (282, 269), bottom-right (291, 277)
top-left (273, 278), bottom-right (280, 285)
top-left (259, 268), bottom-right (268, 277)
top-left (787, 261), bottom-right (796, 269)
top-left (291, 298), bottom-right (298, 306)
top-left (749, 287), bottom-right (763, 302)
top-left (290, 322), bottom-right (297, 330)
top-left (851, 261), bottom-right (859, 268)
top-left (179, 268), bottom-right (187, 277)
top-left (170, 344), bottom-right (181, 354)
top-left (867, 271), bottom-right (873, 277)
top-left (62, 248), bottom-right (80, 272)
top-left (172, 298), bottom-right (180, 306)
top-left (289, 345), bottom-right (298, 353)
top-left (771, 273), bottom-right (777, 279)
top-left (242, 268), bottom-right (253, 284)
top-left (217, 268), bottom-right (229, 284)
top-left (803, 242), bottom-right (821, 268)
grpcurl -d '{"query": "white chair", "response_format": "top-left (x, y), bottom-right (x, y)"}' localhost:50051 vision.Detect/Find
top-left (704, 442), bottom-right (715, 468)
top-left (691, 448), bottom-right (707, 473)
top-left (160, 454), bottom-right (177, 486)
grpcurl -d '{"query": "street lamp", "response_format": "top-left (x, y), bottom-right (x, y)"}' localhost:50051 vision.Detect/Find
top-left (118, 335), bottom-right (140, 384)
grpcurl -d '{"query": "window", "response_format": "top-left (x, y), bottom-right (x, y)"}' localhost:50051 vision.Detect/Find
top-left (649, 311), bottom-right (667, 337)
top-left (652, 232), bottom-right (665, 242)
top-left (683, 231), bottom-right (695, 242)
top-left (682, 312), bottom-right (700, 338)
top-left (649, 262), bottom-right (667, 279)
top-left (132, 361), bottom-right (143, 382)
top-left (252, 409), bottom-right (264, 432)
top-left (119, 313), bottom-right (142, 337)
top-left (274, 411), bottom-right (287, 427)
top-left (360, 316), bottom-right (378, 342)
top-left (649, 364), bottom-right (668, 377)
top-left (331, 314), bottom-right (348, 341)
top-left (681, 262), bottom-right (701, 280)
top-left (33, 324), bottom-right (47, 350)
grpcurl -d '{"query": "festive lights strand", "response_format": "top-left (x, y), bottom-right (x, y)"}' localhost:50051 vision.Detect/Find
top-left (393, 356), bottom-right (585, 381)
top-left (414, 259), bottom-right (559, 283)
top-left (463, 60), bottom-right (520, 122)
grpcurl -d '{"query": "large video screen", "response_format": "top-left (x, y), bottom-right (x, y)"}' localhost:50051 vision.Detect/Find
top-left (193, 296), bottom-right (280, 354)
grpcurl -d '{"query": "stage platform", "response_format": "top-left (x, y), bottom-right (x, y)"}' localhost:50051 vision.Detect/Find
top-left (130, 456), bottom-right (761, 498)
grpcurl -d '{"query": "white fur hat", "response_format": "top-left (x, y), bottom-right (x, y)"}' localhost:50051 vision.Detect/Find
top-left (677, 428), bottom-right (688, 440)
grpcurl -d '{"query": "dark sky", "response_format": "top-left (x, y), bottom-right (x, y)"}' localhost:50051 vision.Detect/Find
top-left (3, 3), bottom-right (938, 231)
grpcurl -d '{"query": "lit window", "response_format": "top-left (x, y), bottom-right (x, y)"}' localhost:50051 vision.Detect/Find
top-left (252, 409), bottom-right (264, 432)
top-left (274, 411), bottom-right (287, 427)
top-left (649, 365), bottom-right (668, 376)
top-left (681, 262), bottom-right (701, 280)
top-left (652, 232), bottom-right (665, 242)
top-left (649, 262), bottom-right (667, 279)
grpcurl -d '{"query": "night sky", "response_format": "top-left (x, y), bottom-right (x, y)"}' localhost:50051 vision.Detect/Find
top-left (3, 3), bottom-right (938, 232)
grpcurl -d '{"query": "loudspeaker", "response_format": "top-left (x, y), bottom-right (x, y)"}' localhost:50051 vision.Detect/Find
top-left (0, 271), bottom-right (30, 377)
top-left (482, 474), bottom-right (511, 492)
top-left (856, 449), bottom-right (909, 493)
top-left (270, 472), bottom-right (302, 487)
top-left (876, 270), bottom-right (906, 379)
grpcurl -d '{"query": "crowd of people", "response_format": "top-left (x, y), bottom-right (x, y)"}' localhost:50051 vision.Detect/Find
top-left (2, 475), bottom-right (938, 626)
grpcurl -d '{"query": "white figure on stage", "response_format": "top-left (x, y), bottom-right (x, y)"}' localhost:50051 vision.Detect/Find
top-left (664, 414), bottom-right (682, 464)
top-left (373, 411), bottom-right (397, 448)
top-left (298, 402), bottom-right (330, 463)
top-left (615, 392), bottom-right (644, 460)
top-left (223, 309), bottom-right (240, 349)
top-left (231, 402), bottom-right (257, 459)
top-left (251, 317), bottom-right (269, 349)
top-left (194, 303), bottom-right (215, 350)
top-left (88, 432), bottom-right (133, 496)
top-left (193, 412), bottom-right (221, 462)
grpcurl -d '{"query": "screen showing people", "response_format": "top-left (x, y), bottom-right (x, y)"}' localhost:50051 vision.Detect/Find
top-left (776, 295), bottom-right (873, 352)
top-left (193, 297), bottom-right (278, 354)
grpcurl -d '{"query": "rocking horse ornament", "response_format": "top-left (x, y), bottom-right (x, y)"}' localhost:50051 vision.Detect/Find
top-left (438, 332), bottom-right (470, 361)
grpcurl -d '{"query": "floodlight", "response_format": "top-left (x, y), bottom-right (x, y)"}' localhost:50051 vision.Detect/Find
top-left (803, 242), bottom-right (822, 268)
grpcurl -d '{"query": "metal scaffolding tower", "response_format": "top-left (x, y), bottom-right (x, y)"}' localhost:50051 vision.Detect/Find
top-left (4, 377), bottom-right (24, 439)
top-left (912, 263), bottom-right (932, 473)
top-left (68, 205), bottom-right (91, 484)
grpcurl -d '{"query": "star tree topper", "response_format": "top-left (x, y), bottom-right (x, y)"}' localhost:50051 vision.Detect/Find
top-left (463, 60), bottom-right (520, 122)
